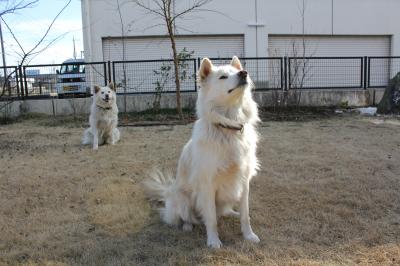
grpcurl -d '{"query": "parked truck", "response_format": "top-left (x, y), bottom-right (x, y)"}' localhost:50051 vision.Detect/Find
top-left (55, 59), bottom-right (90, 98)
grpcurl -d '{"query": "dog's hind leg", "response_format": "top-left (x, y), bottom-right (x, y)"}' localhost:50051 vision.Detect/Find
top-left (220, 205), bottom-right (240, 218)
top-left (82, 128), bottom-right (93, 145)
top-left (161, 191), bottom-right (181, 226)
top-left (110, 128), bottom-right (120, 144)
top-left (179, 191), bottom-right (199, 232)
top-left (92, 127), bottom-right (99, 150)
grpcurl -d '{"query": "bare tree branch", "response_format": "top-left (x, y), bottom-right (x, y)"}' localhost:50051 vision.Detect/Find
top-left (0, 0), bottom-right (73, 105)
top-left (171, 0), bottom-right (211, 22)
top-left (0, 0), bottom-right (39, 17)
top-left (1, 17), bottom-right (25, 55)
top-left (134, 0), bottom-right (164, 17)
top-left (2, 0), bottom-right (72, 66)
top-left (26, 31), bottom-right (71, 64)
top-left (132, 0), bottom-right (213, 118)
top-left (25, 0), bottom-right (72, 57)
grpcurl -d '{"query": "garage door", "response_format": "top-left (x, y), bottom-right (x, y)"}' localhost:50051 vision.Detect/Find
top-left (268, 35), bottom-right (391, 57)
top-left (103, 35), bottom-right (244, 61)
top-left (268, 35), bottom-right (391, 88)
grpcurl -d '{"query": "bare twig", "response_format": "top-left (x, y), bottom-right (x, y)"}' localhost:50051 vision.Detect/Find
top-left (0, 0), bottom-right (38, 17)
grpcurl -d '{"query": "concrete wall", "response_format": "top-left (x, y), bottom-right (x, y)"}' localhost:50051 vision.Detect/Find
top-left (2, 89), bottom-right (385, 118)
top-left (82, 0), bottom-right (400, 61)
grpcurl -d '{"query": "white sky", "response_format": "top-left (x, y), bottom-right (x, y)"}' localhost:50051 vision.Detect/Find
top-left (1, 0), bottom-right (83, 66)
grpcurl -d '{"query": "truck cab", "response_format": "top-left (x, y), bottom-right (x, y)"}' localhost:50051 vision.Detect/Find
top-left (56, 59), bottom-right (90, 98)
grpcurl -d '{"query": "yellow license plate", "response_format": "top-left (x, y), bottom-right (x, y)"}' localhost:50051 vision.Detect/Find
top-left (63, 86), bottom-right (78, 91)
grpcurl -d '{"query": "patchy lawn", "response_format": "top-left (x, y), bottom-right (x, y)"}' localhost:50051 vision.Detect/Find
top-left (0, 114), bottom-right (399, 265)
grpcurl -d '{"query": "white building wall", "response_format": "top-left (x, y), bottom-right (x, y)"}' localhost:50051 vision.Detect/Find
top-left (82, 0), bottom-right (400, 62)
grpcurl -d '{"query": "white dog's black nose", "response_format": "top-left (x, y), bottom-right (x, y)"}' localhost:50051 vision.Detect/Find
top-left (238, 70), bottom-right (248, 79)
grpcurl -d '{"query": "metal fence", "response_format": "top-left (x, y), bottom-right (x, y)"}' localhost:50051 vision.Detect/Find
top-left (0, 66), bottom-right (20, 98)
top-left (368, 57), bottom-right (400, 88)
top-left (112, 59), bottom-right (197, 94)
top-left (22, 62), bottom-right (107, 98)
top-left (1, 56), bottom-right (399, 101)
top-left (288, 57), bottom-right (364, 89)
top-left (206, 57), bottom-right (283, 90)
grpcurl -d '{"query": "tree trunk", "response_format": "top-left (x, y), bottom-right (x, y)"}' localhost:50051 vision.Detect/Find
top-left (167, 23), bottom-right (183, 119)
top-left (171, 37), bottom-right (182, 119)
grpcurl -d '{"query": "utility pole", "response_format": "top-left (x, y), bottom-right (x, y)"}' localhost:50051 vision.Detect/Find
top-left (0, 19), bottom-right (7, 79)
top-left (73, 37), bottom-right (77, 59)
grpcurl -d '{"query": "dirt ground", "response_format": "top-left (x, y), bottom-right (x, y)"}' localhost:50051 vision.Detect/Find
top-left (1, 114), bottom-right (400, 265)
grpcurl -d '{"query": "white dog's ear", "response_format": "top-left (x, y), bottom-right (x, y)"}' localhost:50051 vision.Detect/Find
top-left (231, 56), bottom-right (243, 70)
top-left (108, 82), bottom-right (116, 91)
top-left (94, 85), bottom-right (101, 94)
top-left (199, 58), bottom-right (213, 80)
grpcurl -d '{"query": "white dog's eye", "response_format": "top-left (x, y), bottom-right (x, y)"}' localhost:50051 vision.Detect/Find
top-left (101, 91), bottom-right (104, 94)
top-left (219, 75), bottom-right (228, 80)
top-left (108, 91), bottom-right (111, 93)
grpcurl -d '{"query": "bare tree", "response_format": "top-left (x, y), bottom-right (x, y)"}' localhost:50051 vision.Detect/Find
top-left (287, 0), bottom-right (313, 109)
top-left (269, 0), bottom-right (313, 112)
top-left (2, 0), bottom-right (72, 67)
top-left (133, 0), bottom-right (212, 118)
top-left (115, 0), bottom-right (128, 113)
top-left (0, 0), bottom-right (72, 121)
top-left (0, 0), bottom-right (39, 99)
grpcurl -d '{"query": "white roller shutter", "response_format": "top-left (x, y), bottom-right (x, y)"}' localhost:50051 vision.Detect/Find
top-left (268, 35), bottom-right (391, 88)
top-left (103, 35), bottom-right (244, 61)
top-left (268, 35), bottom-right (391, 57)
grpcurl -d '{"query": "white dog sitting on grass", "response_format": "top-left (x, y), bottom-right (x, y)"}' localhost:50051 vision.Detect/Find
top-left (82, 82), bottom-right (120, 150)
top-left (144, 56), bottom-right (260, 248)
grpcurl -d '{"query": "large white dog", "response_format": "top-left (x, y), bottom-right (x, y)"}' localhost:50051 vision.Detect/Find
top-left (82, 83), bottom-right (120, 150)
top-left (145, 56), bottom-right (260, 248)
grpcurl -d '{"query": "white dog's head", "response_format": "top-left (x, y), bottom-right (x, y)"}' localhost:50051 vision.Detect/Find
top-left (197, 56), bottom-right (252, 106)
top-left (196, 56), bottom-right (259, 125)
top-left (94, 82), bottom-right (116, 108)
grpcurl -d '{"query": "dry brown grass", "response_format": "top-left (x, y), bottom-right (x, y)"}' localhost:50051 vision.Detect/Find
top-left (0, 115), bottom-right (399, 265)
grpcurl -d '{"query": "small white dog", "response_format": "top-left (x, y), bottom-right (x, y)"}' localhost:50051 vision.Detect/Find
top-left (145, 56), bottom-right (260, 248)
top-left (82, 82), bottom-right (120, 150)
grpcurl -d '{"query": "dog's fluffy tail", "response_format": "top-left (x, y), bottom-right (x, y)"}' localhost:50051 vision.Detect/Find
top-left (143, 169), bottom-right (197, 226)
top-left (143, 169), bottom-right (175, 202)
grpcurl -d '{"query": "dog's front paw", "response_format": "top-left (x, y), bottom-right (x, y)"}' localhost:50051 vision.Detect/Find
top-left (207, 236), bottom-right (222, 249)
top-left (244, 232), bottom-right (260, 243)
top-left (93, 145), bottom-right (98, 151)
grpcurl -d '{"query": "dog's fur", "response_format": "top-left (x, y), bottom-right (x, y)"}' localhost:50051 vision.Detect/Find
top-left (82, 83), bottom-right (120, 150)
top-left (144, 56), bottom-right (260, 248)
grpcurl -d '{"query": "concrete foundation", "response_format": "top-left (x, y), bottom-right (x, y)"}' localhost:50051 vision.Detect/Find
top-left (1, 88), bottom-right (386, 118)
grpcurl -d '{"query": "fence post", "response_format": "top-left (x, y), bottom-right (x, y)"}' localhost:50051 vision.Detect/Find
top-left (280, 57), bottom-right (284, 90)
top-left (363, 56), bottom-right (368, 90)
top-left (107, 61), bottom-right (111, 83)
top-left (103, 62), bottom-right (107, 86)
top-left (18, 66), bottom-right (24, 98)
top-left (23, 66), bottom-right (28, 97)
top-left (284, 56), bottom-right (288, 90)
top-left (367, 57), bottom-right (371, 89)
top-left (193, 58), bottom-right (197, 92)
top-left (15, 66), bottom-right (20, 98)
